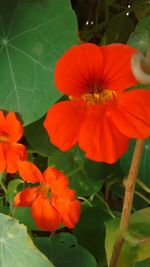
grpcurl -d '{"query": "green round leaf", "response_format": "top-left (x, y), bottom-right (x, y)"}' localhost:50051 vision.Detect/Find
top-left (0, 0), bottom-right (78, 125)
top-left (35, 233), bottom-right (97, 267)
top-left (74, 207), bottom-right (110, 263)
top-left (0, 213), bottom-right (54, 267)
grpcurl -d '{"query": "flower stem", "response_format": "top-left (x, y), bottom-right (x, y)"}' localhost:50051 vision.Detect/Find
top-left (109, 139), bottom-right (145, 267)
top-left (0, 172), bottom-right (7, 193)
top-left (136, 178), bottom-right (150, 193)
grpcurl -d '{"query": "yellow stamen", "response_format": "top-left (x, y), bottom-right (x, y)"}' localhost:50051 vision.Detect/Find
top-left (0, 136), bottom-right (8, 142)
top-left (69, 88), bottom-right (120, 105)
top-left (83, 90), bottom-right (119, 105)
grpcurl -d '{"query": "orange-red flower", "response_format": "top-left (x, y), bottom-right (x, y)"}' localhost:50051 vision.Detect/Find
top-left (0, 111), bottom-right (27, 173)
top-left (44, 43), bottom-right (150, 163)
top-left (14, 161), bottom-right (80, 231)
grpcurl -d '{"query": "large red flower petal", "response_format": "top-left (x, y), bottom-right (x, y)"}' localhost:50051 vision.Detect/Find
top-left (101, 44), bottom-right (138, 90)
top-left (54, 43), bottom-right (104, 96)
top-left (18, 161), bottom-right (43, 183)
top-left (31, 196), bottom-right (62, 231)
top-left (14, 187), bottom-right (38, 207)
top-left (79, 105), bottom-right (129, 163)
top-left (53, 190), bottom-right (80, 228)
top-left (0, 143), bottom-right (6, 172)
top-left (43, 167), bottom-right (69, 195)
top-left (110, 89), bottom-right (150, 138)
top-left (44, 100), bottom-right (86, 151)
top-left (5, 143), bottom-right (27, 173)
top-left (5, 112), bottom-right (23, 142)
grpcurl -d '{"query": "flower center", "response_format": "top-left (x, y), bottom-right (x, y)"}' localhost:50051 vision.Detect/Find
top-left (83, 90), bottom-right (119, 104)
top-left (69, 89), bottom-right (120, 105)
top-left (39, 183), bottom-right (51, 198)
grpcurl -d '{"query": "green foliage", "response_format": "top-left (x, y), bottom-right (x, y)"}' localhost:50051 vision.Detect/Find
top-left (105, 208), bottom-right (150, 267)
top-left (0, 213), bottom-right (54, 267)
top-left (132, 0), bottom-right (150, 20)
top-left (102, 14), bottom-right (135, 44)
top-left (34, 233), bottom-right (97, 267)
top-left (6, 179), bottom-right (23, 205)
top-left (128, 15), bottom-right (150, 53)
top-left (0, 0), bottom-right (78, 125)
top-left (134, 258), bottom-right (150, 267)
top-left (48, 147), bottom-right (104, 196)
top-left (48, 146), bottom-right (122, 196)
top-left (24, 116), bottom-right (55, 156)
top-left (13, 206), bottom-right (39, 230)
top-left (74, 206), bottom-right (110, 264)
top-left (121, 138), bottom-right (150, 186)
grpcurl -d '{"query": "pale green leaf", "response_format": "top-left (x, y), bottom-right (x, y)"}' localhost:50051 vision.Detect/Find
top-left (0, 212), bottom-right (54, 267)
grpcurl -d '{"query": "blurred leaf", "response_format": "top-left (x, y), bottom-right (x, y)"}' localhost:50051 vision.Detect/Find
top-left (105, 218), bottom-right (120, 265)
top-left (105, 208), bottom-right (150, 267)
top-left (124, 208), bottom-right (150, 243)
top-left (24, 116), bottom-right (56, 156)
top-left (120, 138), bottom-right (150, 186)
top-left (0, 0), bottom-right (78, 125)
top-left (102, 14), bottom-right (135, 44)
top-left (134, 258), bottom-right (150, 267)
top-left (35, 233), bottom-right (97, 267)
top-left (0, 212), bottom-right (54, 267)
top-left (12, 206), bottom-right (39, 230)
top-left (0, 200), bottom-right (10, 215)
top-left (48, 146), bottom-right (121, 196)
top-left (110, 182), bottom-right (149, 211)
top-left (74, 206), bottom-right (110, 264)
top-left (132, 0), bottom-right (150, 20)
top-left (128, 15), bottom-right (150, 53)
top-left (6, 178), bottom-right (23, 206)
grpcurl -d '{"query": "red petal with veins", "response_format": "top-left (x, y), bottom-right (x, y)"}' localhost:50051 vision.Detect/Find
top-left (44, 100), bottom-right (86, 151)
top-left (55, 43), bottom-right (104, 96)
top-left (79, 105), bottom-right (129, 163)
top-left (110, 89), bottom-right (150, 138)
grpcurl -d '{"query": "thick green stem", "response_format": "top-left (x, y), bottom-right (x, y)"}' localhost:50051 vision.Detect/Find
top-left (109, 139), bottom-right (145, 267)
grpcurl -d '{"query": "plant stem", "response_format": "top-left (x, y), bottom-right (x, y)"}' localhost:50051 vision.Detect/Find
top-left (96, 193), bottom-right (116, 219)
top-left (134, 190), bottom-right (150, 204)
top-left (136, 178), bottom-right (150, 193)
top-left (0, 179), bottom-right (7, 193)
top-left (109, 139), bottom-right (145, 267)
top-left (0, 172), bottom-right (7, 193)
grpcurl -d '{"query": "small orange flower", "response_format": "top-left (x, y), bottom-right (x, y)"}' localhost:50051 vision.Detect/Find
top-left (0, 111), bottom-right (27, 173)
top-left (14, 161), bottom-right (80, 231)
top-left (44, 43), bottom-right (150, 163)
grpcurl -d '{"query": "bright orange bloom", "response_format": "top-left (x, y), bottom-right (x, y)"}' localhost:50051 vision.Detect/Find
top-left (14, 161), bottom-right (80, 231)
top-left (0, 111), bottom-right (27, 173)
top-left (44, 43), bottom-right (150, 163)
